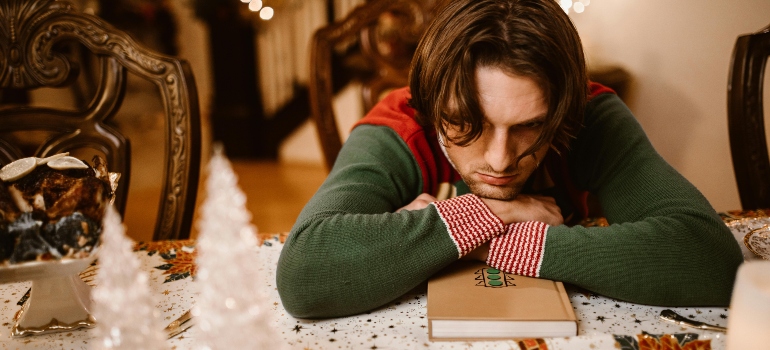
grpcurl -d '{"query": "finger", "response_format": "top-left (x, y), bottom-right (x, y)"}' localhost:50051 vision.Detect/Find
top-left (416, 193), bottom-right (438, 203)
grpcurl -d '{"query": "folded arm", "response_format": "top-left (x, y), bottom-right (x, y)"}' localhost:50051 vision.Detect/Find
top-left (485, 94), bottom-right (743, 306)
top-left (277, 126), bottom-right (502, 318)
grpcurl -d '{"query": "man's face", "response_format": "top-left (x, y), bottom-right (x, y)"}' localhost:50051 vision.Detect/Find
top-left (443, 66), bottom-right (551, 200)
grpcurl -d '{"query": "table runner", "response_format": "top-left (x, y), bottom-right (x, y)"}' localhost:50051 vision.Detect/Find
top-left (2, 210), bottom-right (767, 349)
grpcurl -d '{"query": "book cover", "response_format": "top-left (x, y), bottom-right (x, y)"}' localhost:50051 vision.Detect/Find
top-left (427, 260), bottom-right (578, 341)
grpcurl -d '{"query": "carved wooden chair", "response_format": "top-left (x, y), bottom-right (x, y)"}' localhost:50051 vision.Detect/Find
top-left (727, 23), bottom-right (770, 209)
top-left (309, 0), bottom-right (444, 170)
top-left (0, 0), bottom-right (201, 240)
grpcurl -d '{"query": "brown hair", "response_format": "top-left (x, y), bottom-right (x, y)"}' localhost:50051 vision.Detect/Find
top-left (409, 0), bottom-right (588, 161)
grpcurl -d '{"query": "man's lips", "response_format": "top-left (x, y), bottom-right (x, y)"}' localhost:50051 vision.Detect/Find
top-left (476, 173), bottom-right (517, 186)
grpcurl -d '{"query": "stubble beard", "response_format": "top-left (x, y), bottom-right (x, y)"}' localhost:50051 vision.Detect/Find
top-left (463, 176), bottom-right (525, 201)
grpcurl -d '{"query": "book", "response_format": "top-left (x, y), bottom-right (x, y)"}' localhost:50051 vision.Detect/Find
top-left (427, 260), bottom-right (578, 341)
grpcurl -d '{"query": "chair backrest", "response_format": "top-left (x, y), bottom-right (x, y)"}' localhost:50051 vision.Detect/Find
top-left (0, 0), bottom-right (201, 240)
top-left (309, 0), bottom-right (444, 170)
top-left (728, 23), bottom-right (770, 209)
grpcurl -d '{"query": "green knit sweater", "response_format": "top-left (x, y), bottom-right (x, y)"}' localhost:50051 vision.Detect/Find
top-left (276, 90), bottom-right (743, 318)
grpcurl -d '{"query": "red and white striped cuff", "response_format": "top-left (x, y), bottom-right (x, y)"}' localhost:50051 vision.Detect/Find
top-left (486, 221), bottom-right (549, 277)
top-left (431, 194), bottom-right (505, 257)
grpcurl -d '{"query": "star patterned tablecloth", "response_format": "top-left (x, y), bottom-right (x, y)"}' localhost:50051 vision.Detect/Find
top-left (0, 211), bottom-right (767, 350)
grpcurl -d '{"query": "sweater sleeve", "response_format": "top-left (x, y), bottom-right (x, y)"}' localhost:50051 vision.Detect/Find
top-left (276, 125), bottom-right (504, 318)
top-left (486, 94), bottom-right (743, 306)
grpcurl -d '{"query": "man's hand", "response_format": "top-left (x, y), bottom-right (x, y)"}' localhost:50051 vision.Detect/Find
top-left (396, 193), bottom-right (438, 212)
top-left (480, 194), bottom-right (563, 226)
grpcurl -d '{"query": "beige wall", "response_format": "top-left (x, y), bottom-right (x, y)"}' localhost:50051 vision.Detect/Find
top-left (569, 0), bottom-right (770, 211)
top-left (281, 0), bottom-right (770, 212)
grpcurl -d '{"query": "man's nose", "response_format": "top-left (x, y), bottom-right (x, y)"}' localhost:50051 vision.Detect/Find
top-left (484, 129), bottom-right (517, 173)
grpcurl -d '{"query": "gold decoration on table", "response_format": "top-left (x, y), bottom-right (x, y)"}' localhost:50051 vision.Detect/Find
top-left (158, 250), bottom-right (197, 283)
top-left (135, 240), bottom-right (197, 283)
top-left (11, 315), bottom-right (96, 338)
top-left (134, 240), bottom-right (196, 254)
top-left (719, 208), bottom-right (770, 222)
top-left (744, 226), bottom-right (770, 260)
top-left (716, 209), bottom-right (770, 260)
top-left (636, 333), bottom-right (712, 350)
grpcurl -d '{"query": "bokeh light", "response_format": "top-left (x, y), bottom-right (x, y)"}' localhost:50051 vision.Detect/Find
top-left (560, 0), bottom-right (590, 14)
top-left (259, 7), bottom-right (274, 20)
top-left (248, 0), bottom-right (263, 12)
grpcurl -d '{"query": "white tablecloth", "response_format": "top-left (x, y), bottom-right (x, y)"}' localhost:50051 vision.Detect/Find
top-left (3, 215), bottom-right (766, 349)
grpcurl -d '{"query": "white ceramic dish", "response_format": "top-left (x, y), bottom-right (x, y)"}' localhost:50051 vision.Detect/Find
top-left (0, 255), bottom-right (97, 337)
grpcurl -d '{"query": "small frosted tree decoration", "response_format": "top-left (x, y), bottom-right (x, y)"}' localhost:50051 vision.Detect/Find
top-left (92, 205), bottom-right (167, 349)
top-left (194, 145), bottom-right (281, 349)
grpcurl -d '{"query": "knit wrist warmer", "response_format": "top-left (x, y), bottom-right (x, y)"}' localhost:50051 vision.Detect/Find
top-left (486, 221), bottom-right (549, 277)
top-left (431, 194), bottom-right (505, 258)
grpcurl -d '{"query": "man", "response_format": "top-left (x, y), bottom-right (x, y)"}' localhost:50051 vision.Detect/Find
top-left (277, 0), bottom-right (743, 318)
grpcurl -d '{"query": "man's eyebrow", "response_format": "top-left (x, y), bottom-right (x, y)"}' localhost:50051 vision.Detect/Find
top-left (512, 114), bottom-right (547, 126)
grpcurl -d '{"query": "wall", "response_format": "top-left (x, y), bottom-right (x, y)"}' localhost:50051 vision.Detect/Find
top-left (569, 0), bottom-right (770, 211)
top-left (280, 0), bottom-right (770, 212)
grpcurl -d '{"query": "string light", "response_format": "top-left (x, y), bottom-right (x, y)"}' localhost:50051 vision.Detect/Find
top-left (259, 7), bottom-right (274, 20)
top-left (248, 0), bottom-right (262, 12)
top-left (559, 0), bottom-right (590, 15)
top-left (245, 0), bottom-right (274, 21)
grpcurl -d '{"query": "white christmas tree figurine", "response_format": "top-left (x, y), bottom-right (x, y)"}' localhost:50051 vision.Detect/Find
top-left (92, 205), bottom-right (167, 349)
top-left (194, 145), bottom-right (282, 350)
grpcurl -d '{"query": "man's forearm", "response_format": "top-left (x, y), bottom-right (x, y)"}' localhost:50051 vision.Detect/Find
top-left (480, 194), bottom-right (563, 226)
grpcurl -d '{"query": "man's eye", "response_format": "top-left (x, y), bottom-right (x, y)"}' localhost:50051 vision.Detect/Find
top-left (522, 121), bottom-right (544, 129)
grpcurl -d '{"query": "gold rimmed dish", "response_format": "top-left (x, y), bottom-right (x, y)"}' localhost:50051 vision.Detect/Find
top-left (745, 225), bottom-right (770, 260)
top-left (0, 255), bottom-right (97, 337)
